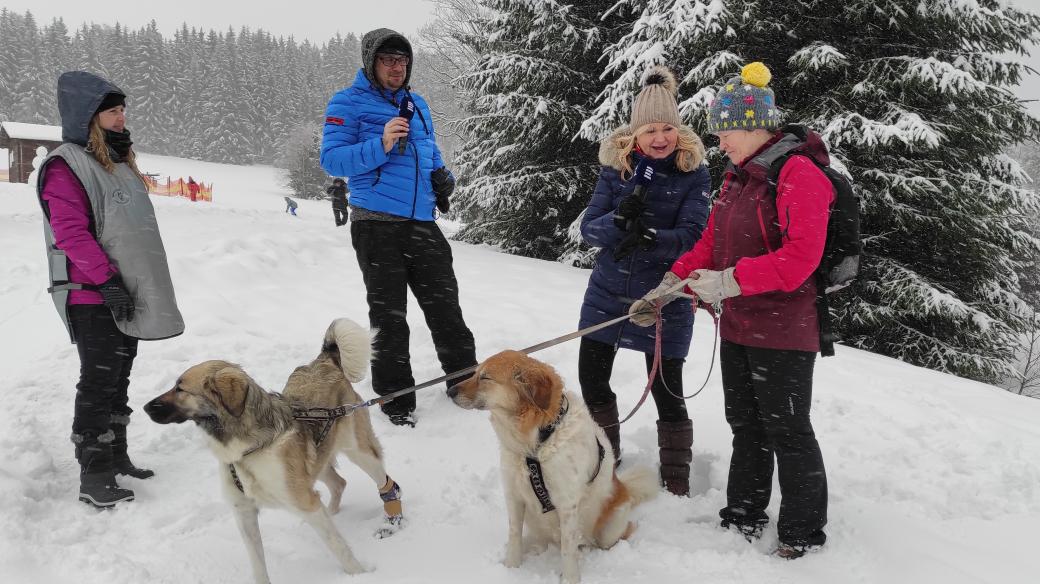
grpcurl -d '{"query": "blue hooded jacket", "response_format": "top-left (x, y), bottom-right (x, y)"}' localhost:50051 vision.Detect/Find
top-left (320, 69), bottom-right (443, 221)
top-left (578, 128), bottom-right (711, 359)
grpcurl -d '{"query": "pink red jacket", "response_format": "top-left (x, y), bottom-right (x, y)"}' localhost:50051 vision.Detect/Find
top-left (670, 130), bottom-right (834, 352)
top-left (40, 159), bottom-right (117, 304)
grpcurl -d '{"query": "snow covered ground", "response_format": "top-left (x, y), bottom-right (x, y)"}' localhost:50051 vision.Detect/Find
top-left (2, 153), bottom-right (1039, 584)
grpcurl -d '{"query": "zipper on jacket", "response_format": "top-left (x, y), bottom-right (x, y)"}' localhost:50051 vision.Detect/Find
top-left (410, 142), bottom-right (419, 219)
top-left (756, 205), bottom-right (774, 253)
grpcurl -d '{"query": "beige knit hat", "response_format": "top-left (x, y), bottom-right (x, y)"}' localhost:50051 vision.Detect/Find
top-left (630, 66), bottom-right (681, 130)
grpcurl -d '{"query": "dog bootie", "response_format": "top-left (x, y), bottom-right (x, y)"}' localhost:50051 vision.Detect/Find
top-left (110, 414), bottom-right (155, 479)
top-left (375, 476), bottom-right (404, 539)
top-left (74, 430), bottom-right (135, 508)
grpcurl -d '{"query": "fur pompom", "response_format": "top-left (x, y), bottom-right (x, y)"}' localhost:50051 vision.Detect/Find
top-left (642, 65), bottom-right (677, 95)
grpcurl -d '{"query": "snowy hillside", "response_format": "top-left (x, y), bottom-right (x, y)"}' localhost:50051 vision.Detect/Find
top-left (1, 154), bottom-right (1038, 584)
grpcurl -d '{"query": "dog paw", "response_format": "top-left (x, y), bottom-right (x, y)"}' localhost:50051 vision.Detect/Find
top-left (503, 545), bottom-right (522, 568)
top-left (342, 561), bottom-right (371, 575)
top-left (373, 514), bottom-right (405, 539)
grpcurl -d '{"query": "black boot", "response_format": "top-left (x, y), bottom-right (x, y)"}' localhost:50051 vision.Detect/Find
top-left (73, 430), bottom-right (134, 508)
top-left (588, 400), bottom-right (621, 467)
top-left (110, 415), bottom-right (154, 479)
top-left (658, 419), bottom-right (693, 497)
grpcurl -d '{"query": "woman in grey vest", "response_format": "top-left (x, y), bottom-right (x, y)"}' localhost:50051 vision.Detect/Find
top-left (37, 71), bottom-right (184, 508)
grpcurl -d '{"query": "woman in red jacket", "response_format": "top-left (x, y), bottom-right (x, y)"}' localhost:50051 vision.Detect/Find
top-left (631, 63), bottom-right (831, 559)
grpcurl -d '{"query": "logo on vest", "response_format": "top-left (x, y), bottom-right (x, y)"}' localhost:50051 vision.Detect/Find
top-left (111, 189), bottom-right (131, 204)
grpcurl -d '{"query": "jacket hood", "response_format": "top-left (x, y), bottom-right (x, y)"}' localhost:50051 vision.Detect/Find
top-left (361, 28), bottom-right (413, 90)
top-left (57, 71), bottom-right (126, 146)
top-left (598, 125), bottom-right (705, 171)
top-left (743, 124), bottom-right (831, 176)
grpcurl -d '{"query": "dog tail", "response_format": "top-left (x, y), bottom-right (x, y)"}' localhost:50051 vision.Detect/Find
top-left (324, 318), bottom-right (371, 383)
top-left (617, 465), bottom-right (659, 505)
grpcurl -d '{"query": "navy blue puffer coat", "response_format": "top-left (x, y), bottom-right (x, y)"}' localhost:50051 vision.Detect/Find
top-left (578, 127), bottom-right (711, 358)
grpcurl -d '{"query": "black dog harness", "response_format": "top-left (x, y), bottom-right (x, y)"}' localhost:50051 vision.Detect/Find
top-left (525, 396), bottom-right (607, 514)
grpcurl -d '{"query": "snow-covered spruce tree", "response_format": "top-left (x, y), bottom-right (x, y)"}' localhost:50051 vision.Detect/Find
top-left (282, 121), bottom-right (328, 200)
top-left (589, 0), bottom-right (1040, 382)
top-left (450, 0), bottom-right (632, 262)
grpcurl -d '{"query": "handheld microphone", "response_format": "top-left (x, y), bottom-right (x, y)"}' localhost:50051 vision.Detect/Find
top-left (625, 158), bottom-right (656, 231)
top-left (397, 96), bottom-right (415, 154)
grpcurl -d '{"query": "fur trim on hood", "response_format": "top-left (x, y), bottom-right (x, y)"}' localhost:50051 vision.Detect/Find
top-left (598, 125), bottom-right (706, 171)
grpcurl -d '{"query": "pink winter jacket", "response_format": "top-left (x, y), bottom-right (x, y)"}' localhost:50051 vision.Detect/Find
top-left (670, 132), bottom-right (834, 352)
top-left (40, 158), bottom-right (118, 304)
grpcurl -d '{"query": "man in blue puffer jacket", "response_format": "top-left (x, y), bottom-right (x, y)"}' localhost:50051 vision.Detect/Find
top-left (321, 28), bottom-right (476, 428)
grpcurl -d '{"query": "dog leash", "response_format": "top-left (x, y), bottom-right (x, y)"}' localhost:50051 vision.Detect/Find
top-left (298, 312), bottom-right (633, 424)
top-left (302, 277), bottom-right (711, 426)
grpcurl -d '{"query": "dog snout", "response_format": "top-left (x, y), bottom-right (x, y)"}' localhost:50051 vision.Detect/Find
top-left (144, 392), bottom-right (188, 424)
top-left (446, 385), bottom-right (459, 400)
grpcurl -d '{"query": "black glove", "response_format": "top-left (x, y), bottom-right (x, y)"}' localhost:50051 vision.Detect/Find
top-left (613, 194), bottom-right (646, 230)
top-left (612, 220), bottom-right (657, 261)
top-left (98, 274), bottom-right (135, 322)
top-left (431, 167), bottom-right (455, 214)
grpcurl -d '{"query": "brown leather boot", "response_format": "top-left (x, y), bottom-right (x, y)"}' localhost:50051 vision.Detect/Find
top-left (588, 400), bottom-right (621, 467)
top-left (658, 419), bottom-right (693, 497)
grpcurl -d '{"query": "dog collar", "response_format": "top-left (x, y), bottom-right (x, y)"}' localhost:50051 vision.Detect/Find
top-left (537, 395), bottom-right (570, 444)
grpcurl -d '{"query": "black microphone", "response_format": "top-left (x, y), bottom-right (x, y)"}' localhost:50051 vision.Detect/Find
top-left (397, 96), bottom-right (415, 154)
top-left (625, 158), bottom-right (656, 231)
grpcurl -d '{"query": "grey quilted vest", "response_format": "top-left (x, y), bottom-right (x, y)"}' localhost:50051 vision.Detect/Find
top-left (38, 143), bottom-right (184, 342)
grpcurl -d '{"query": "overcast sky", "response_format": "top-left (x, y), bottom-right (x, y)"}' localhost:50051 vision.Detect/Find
top-left (3, 0), bottom-right (1040, 113)
top-left (0, 0), bottom-right (439, 42)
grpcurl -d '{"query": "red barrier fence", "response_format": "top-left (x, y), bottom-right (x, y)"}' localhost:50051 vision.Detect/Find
top-left (145, 176), bottom-right (212, 202)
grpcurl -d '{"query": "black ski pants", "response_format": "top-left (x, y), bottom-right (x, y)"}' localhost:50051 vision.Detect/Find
top-left (333, 207), bottom-right (348, 226)
top-left (350, 219), bottom-right (476, 415)
top-left (578, 337), bottom-right (688, 423)
top-left (719, 340), bottom-right (827, 547)
top-left (69, 305), bottom-right (138, 435)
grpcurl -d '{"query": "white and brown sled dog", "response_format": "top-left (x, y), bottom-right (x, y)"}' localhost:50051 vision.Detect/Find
top-left (145, 318), bottom-right (403, 584)
top-left (447, 350), bottom-right (657, 584)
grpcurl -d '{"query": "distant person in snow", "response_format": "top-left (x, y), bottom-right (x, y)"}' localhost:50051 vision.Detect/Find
top-left (631, 62), bottom-right (831, 559)
top-left (327, 177), bottom-right (348, 226)
top-left (187, 176), bottom-right (200, 202)
top-left (320, 28), bottom-right (475, 428)
top-left (284, 196), bottom-right (298, 216)
top-left (37, 71), bottom-right (185, 508)
top-left (577, 66), bottom-right (710, 497)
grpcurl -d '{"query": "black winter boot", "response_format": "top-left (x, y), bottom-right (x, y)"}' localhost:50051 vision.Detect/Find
top-left (110, 415), bottom-right (154, 479)
top-left (588, 400), bottom-right (621, 467)
top-left (73, 430), bottom-right (134, 508)
top-left (658, 419), bottom-right (693, 497)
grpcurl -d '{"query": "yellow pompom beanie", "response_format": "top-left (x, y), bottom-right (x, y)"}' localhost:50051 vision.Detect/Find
top-left (706, 62), bottom-right (780, 133)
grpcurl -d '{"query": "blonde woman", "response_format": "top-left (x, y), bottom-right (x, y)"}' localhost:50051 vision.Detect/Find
top-left (577, 66), bottom-right (711, 497)
top-left (38, 71), bottom-right (184, 507)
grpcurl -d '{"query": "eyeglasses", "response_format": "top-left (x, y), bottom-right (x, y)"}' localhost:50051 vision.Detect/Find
top-left (377, 54), bottom-right (410, 68)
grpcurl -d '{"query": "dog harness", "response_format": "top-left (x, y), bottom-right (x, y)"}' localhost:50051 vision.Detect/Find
top-left (525, 396), bottom-right (607, 514)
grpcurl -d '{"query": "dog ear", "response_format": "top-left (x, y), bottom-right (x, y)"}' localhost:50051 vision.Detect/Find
top-left (514, 360), bottom-right (558, 412)
top-left (208, 367), bottom-right (250, 417)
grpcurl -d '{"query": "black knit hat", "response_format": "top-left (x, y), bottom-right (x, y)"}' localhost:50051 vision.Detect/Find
top-left (96, 92), bottom-right (126, 115)
top-left (377, 37), bottom-right (411, 57)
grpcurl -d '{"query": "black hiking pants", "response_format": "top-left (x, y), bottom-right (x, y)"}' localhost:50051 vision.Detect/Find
top-left (578, 337), bottom-right (688, 423)
top-left (719, 340), bottom-right (827, 548)
top-left (69, 305), bottom-right (138, 435)
top-left (333, 207), bottom-right (348, 226)
top-left (350, 219), bottom-right (477, 415)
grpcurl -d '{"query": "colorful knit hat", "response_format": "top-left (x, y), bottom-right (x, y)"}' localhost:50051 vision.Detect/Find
top-left (706, 62), bottom-right (779, 133)
top-left (630, 66), bottom-right (682, 131)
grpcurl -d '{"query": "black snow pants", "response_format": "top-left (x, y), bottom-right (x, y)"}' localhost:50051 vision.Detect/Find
top-left (350, 219), bottom-right (477, 415)
top-left (69, 305), bottom-right (138, 435)
top-left (718, 340), bottom-right (828, 548)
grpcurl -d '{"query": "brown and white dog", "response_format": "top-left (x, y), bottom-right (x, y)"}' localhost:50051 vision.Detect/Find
top-left (145, 318), bottom-right (402, 584)
top-left (447, 350), bottom-right (657, 584)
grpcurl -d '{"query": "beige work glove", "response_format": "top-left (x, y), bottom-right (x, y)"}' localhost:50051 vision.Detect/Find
top-left (629, 272), bottom-right (685, 327)
top-left (689, 267), bottom-right (741, 305)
